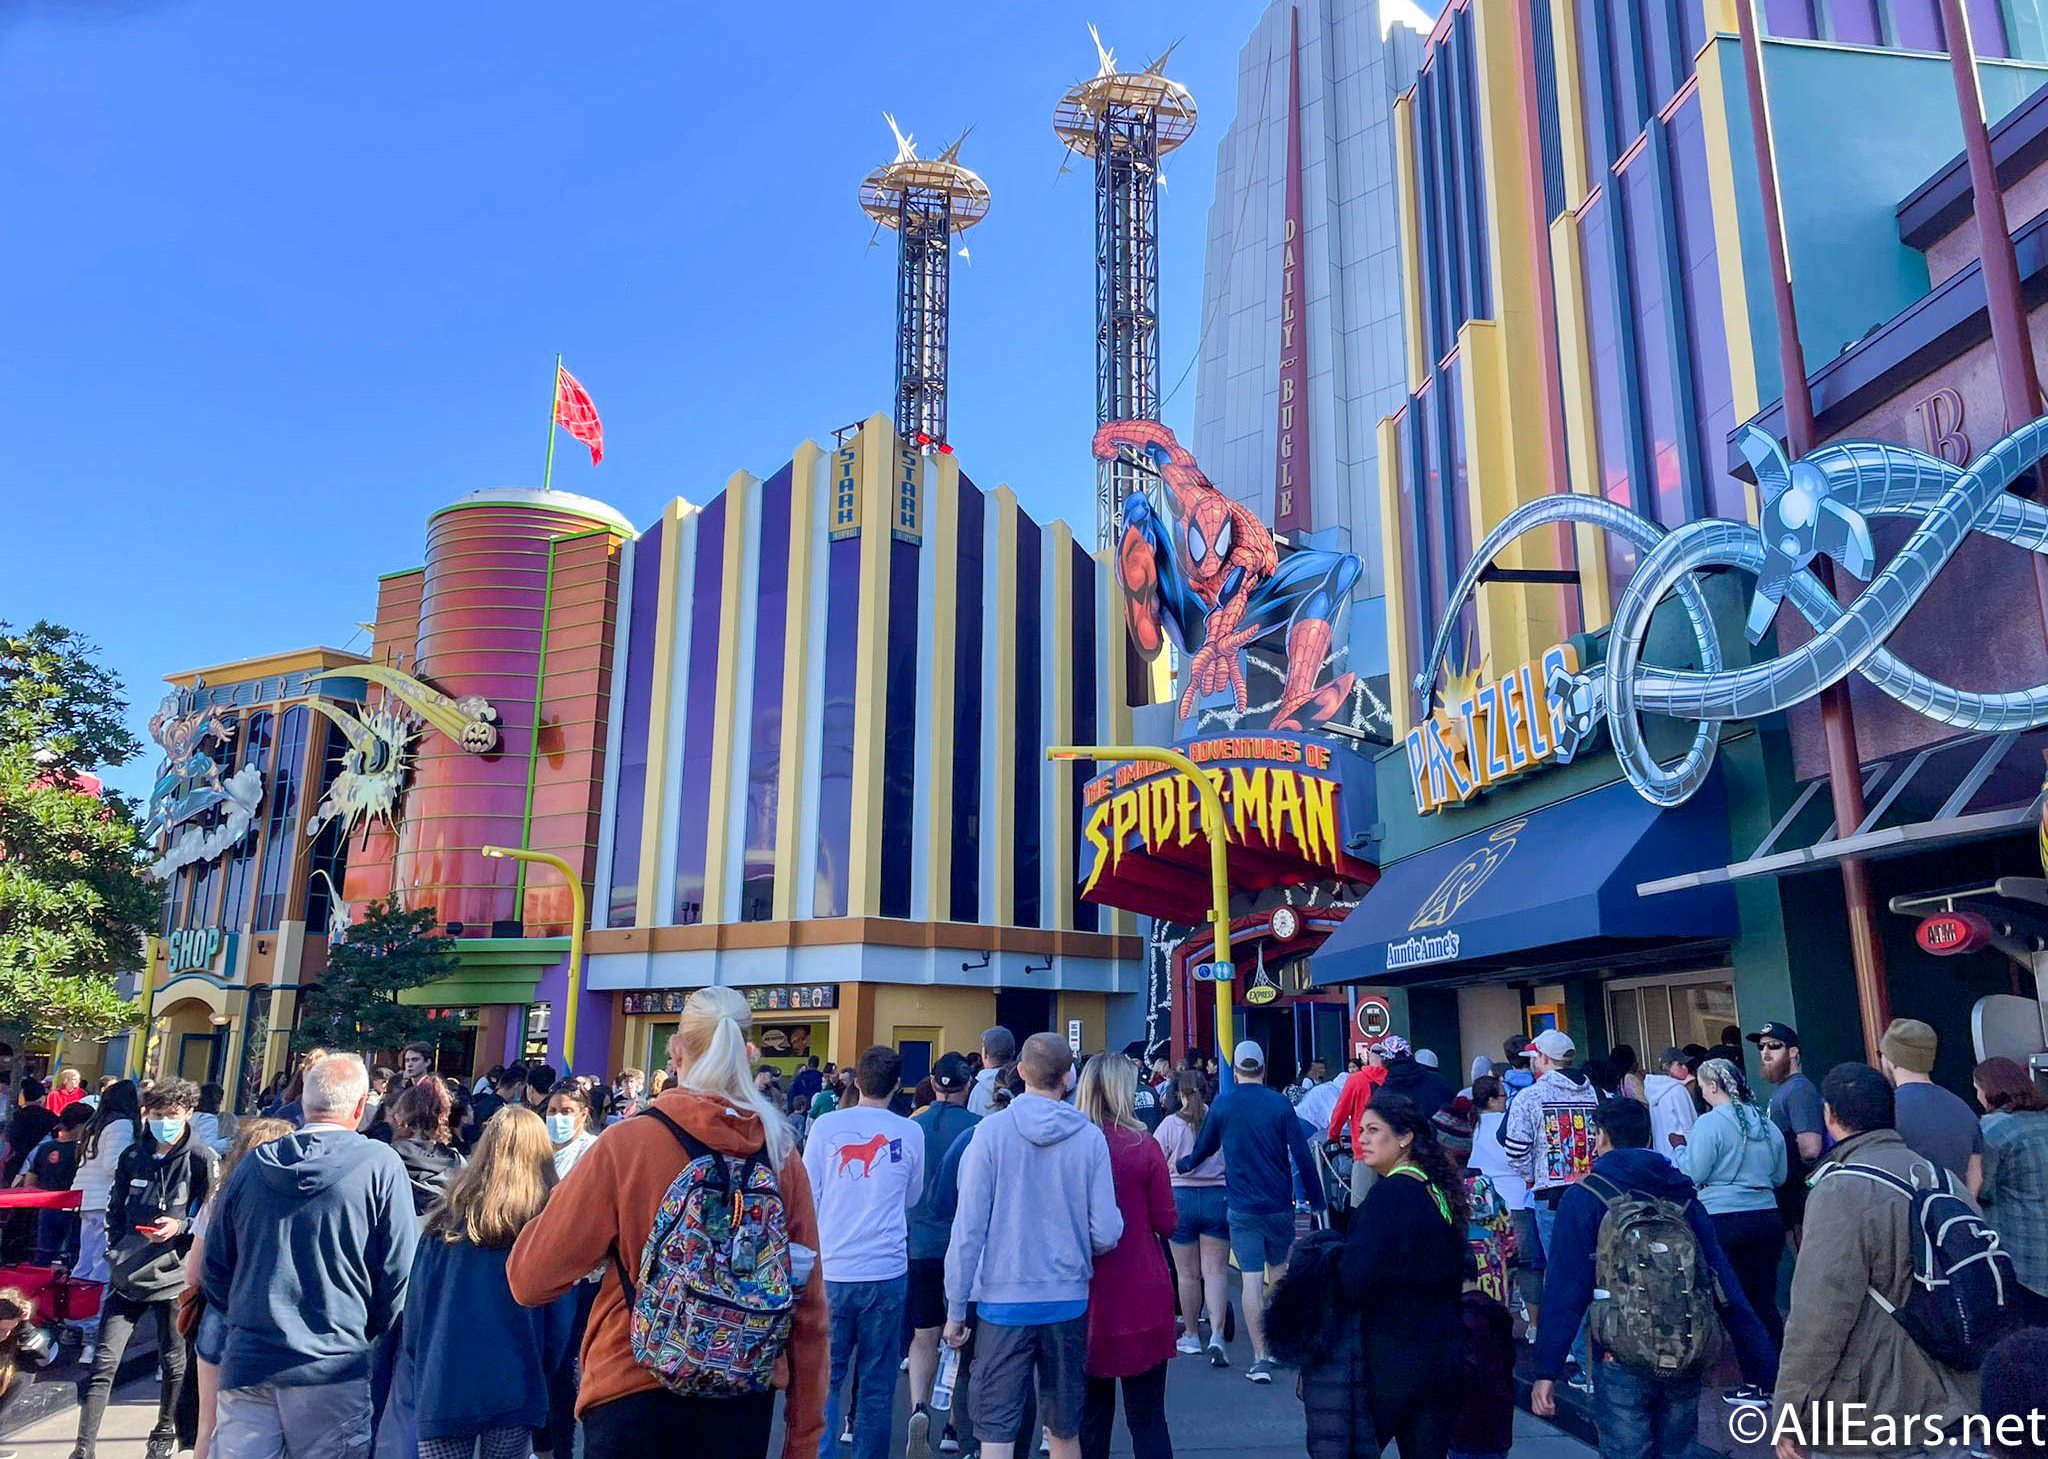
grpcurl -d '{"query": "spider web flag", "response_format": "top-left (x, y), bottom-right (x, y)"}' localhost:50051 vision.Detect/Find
top-left (554, 363), bottom-right (604, 466)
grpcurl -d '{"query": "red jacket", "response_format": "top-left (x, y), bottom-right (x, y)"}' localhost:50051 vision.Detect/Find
top-left (1085, 1125), bottom-right (1178, 1378)
top-left (1326, 1066), bottom-right (1388, 1160)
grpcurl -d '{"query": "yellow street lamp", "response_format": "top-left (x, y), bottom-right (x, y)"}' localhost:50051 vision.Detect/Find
top-left (1047, 745), bottom-right (1234, 1066)
top-left (480, 846), bottom-right (587, 1074)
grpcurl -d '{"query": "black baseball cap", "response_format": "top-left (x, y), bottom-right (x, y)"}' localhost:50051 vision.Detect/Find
top-left (1745, 1021), bottom-right (1800, 1048)
top-left (932, 1053), bottom-right (974, 1093)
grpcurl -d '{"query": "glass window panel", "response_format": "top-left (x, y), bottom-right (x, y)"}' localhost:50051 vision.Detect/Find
top-left (1395, 406), bottom-right (1428, 676)
top-left (1891, 0), bottom-right (1947, 50)
top-left (1967, 0), bottom-right (2010, 55)
top-left (671, 498), bottom-right (728, 925)
top-left (879, 534), bottom-right (922, 920)
top-left (1765, 0), bottom-right (1818, 36)
top-left (1013, 520), bottom-right (1043, 928)
top-left (1608, 989), bottom-right (1646, 1062)
top-left (1641, 984), bottom-right (1676, 1053)
top-left (1070, 541), bottom-right (1099, 933)
top-left (741, 471), bottom-right (794, 923)
top-left (1581, 196), bottom-right (1640, 602)
top-left (1578, 0), bottom-right (1615, 179)
top-left (815, 535), bottom-right (863, 919)
top-left (1622, 153), bottom-right (1687, 529)
top-left (606, 519), bottom-right (664, 926)
top-left (253, 705), bottom-right (308, 931)
top-left (1669, 96), bottom-right (1745, 520)
top-left (950, 479), bottom-right (986, 924)
top-left (1825, 0), bottom-right (1883, 42)
top-left (1607, 0), bottom-right (1649, 141)
top-left (1443, 355), bottom-right (1478, 669)
top-left (1673, 979), bottom-right (1740, 1052)
top-left (219, 709), bottom-right (272, 930)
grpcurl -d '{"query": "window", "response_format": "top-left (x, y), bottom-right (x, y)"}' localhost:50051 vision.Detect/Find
top-left (671, 497), bottom-right (728, 925)
top-left (1669, 95), bottom-right (1747, 521)
top-left (1889, 0), bottom-right (1946, 50)
top-left (303, 721), bottom-right (350, 934)
top-left (1966, 0), bottom-right (2009, 56)
top-left (1580, 194), bottom-right (1642, 605)
top-left (252, 706), bottom-right (308, 931)
top-left (950, 479), bottom-right (986, 923)
top-left (1577, 0), bottom-right (1616, 180)
top-left (1070, 541), bottom-right (1099, 933)
top-left (1824, 0), bottom-right (1882, 44)
top-left (1394, 405), bottom-right (1428, 677)
top-left (1605, 0), bottom-right (1650, 144)
top-left (1765, 0), bottom-right (1817, 37)
top-left (814, 534), bottom-right (863, 918)
top-left (605, 518), bottom-right (664, 927)
top-left (741, 470), bottom-right (795, 923)
top-left (1621, 149), bottom-right (1688, 529)
top-left (879, 534), bottom-right (922, 920)
top-left (218, 709), bottom-right (272, 930)
top-left (1013, 519), bottom-right (1043, 928)
top-left (1531, 0), bottom-right (1567, 217)
top-left (1443, 355), bottom-right (1477, 669)
top-left (1605, 970), bottom-right (1736, 1057)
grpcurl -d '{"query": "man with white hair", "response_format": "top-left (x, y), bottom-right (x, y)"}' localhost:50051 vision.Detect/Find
top-left (202, 1053), bottom-right (418, 1458)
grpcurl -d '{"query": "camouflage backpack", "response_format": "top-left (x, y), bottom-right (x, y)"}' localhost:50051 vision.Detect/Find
top-left (1582, 1173), bottom-right (1722, 1375)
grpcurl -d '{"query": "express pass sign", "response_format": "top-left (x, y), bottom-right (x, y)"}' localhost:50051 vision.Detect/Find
top-left (1078, 733), bottom-right (1376, 921)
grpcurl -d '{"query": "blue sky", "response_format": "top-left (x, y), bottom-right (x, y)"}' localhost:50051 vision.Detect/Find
top-left (1, 0), bottom-right (1417, 799)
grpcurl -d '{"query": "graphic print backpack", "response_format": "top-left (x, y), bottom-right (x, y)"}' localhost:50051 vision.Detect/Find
top-left (1823, 1159), bottom-right (2020, 1370)
top-left (613, 1109), bottom-right (797, 1396)
top-left (1582, 1173), bottom-right (1721, 1375)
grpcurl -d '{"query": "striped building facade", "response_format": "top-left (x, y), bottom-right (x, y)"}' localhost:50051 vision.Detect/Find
top-left (587, 414), bottom-right (1145, 1077)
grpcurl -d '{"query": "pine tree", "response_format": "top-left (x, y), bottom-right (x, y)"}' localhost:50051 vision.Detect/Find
top-left (294, 894), bottom-right (458, 1054)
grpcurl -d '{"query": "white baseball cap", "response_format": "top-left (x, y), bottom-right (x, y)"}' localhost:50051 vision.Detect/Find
top-left (1234, 1040), bottom-right (1266, 1071)
top-left (1518, 1029), bottom-right (1576, 1063)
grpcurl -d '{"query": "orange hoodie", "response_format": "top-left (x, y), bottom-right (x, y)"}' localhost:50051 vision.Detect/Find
top-left (507, 1089), bottom-right (827, 1455)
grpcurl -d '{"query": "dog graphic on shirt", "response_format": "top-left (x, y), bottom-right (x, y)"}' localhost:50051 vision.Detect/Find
top-left (832, 1132), bottom-right (903, 1178)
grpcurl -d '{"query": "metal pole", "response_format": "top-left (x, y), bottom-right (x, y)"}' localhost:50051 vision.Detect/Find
top-left (482, 846), bottom-right (587, 1073)
top-left (1049, 745), bottom-right (1234, 1064)
top-left (542, 353), bottom-right (562, 493)
top-left (1735, 1), bottom-right (1890, 1061)
top-left (1935, 0), bottom-right (2048, 632)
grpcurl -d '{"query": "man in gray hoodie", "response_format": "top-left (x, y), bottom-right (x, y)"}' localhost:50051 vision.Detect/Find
top-left (943, 1032), bottom-right (1122, 1459)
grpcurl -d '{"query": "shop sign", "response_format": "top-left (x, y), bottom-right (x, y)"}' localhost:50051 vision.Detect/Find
top-left (1066, 1018), bottom-right (1083, 1055)
top-left (1190, 961), bottom-right (1235, 982)
top-left (621, 991), bottom-right (687, 1017)
top-left (1384, 931), bottom-right (1460, 971)
top-left (757, 1023), bottom-right (814, 1057)
top-left (1354, 996), bottom-right (1392, 1040)
top-left (829, 438), bottom-right (862, 541)
top-left (1080, 735), bottom-right (1349, 897)
top-left (1916, 911), bottom-right (1994, 957)
top-left (1407, 645), bottom-right (1579, 814)
top-left (166, 926), bottom-right (237, 976)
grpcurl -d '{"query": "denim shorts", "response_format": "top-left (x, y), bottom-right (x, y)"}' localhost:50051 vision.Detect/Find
top-left (1171, 1186), bottom-right (1228, 1244)
top-left (1229, 1207), bottom-right (1296, 1274)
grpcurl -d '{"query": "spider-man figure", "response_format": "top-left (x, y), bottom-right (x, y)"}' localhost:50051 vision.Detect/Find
top-left (1092, 419), bottom-right (1361, 730)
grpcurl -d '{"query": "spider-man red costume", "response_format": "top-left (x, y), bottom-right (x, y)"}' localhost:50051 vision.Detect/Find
top-left (1092, 419), bottom-right (1360, 730)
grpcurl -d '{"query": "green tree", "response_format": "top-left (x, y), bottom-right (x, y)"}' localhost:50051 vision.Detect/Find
top-left (0, 622), bottom-right (150, 1042)
top-left (294, 894), bottom-right (459, 1054)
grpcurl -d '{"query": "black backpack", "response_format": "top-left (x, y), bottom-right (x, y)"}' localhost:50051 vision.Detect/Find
top-left (1821, 1159), bottom-right (2021, 1371)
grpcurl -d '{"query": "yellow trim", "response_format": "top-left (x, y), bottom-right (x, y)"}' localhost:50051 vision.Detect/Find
top-left (926, 452), bottom-right (961, 920)
top-left (772, 442), bottom-right (822, 922)
top-left (1550, 215), bottom-right (1615, 630)
top-left (1050, 523), bottom-right (1076, 931)
top-left (1098, 551), bottom-right (1137, 936)
top-left (846, 413), bottom-right (896, 918)
top-left (164, 645), bottom-right (368, 689)
top-left (1377, 413), bottom-right (1415, 740)
top-left (990, 486), bottom-right (1020, 928)
top-left (1700, 0), bottom-right (1739, 34)
top-left (1694, 34), bottom-right (1763, 519)
top-left (700, 470), bottom-right (756, 925)
top-left (635, 499), bottom-right (690, 925)
top-left (1552, 0), bottom-right (1592, 210)
top-left (1459, 319), bottom-right (1566, 671)
top-left (1393, 91), bottom-right (1428, 392)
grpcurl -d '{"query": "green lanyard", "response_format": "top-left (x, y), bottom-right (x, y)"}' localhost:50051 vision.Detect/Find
top-left (1391, 1163), bottom-right (1454, 1225)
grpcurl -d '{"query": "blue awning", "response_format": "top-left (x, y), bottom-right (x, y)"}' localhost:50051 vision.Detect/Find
top-left (1312, 776), bottom-right (1738, 989)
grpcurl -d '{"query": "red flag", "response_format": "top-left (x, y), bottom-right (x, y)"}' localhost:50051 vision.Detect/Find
top-left (554, 364), bottom-right (604, 466)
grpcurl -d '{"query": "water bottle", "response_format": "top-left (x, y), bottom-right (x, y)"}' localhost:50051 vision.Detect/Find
top-left (931, 1343), bottom-right (960, 1412)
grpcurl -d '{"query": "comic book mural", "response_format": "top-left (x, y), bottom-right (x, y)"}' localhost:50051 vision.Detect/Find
top-left (143, 683), bottom-right (264, 879)
top-left (1092, 420), bottom-right (1385, 737)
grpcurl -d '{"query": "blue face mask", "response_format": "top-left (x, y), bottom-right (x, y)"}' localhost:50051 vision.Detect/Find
top-left (545, 1114), bottom-right (578, 1144)
top-left (149, 1118), bottom-right (185, 1146)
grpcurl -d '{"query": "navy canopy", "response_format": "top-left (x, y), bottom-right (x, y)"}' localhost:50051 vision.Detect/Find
top-left (1311, 776), bottom-right (1737, 988)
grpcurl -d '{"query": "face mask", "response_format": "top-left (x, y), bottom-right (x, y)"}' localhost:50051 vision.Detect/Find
top-left (149, 1118), bottom-right (186, 1145)
top-left (545, 1114), bottom-right (578, 1144)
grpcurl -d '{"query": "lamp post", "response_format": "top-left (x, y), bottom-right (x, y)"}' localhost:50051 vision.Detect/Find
top-left (480, 846), bottom-right (587, 1074)
top-left (1047, 745), bottom-right (1235, 1067)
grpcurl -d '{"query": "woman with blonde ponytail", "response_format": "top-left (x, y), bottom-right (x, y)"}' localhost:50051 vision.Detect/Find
top-left (509, 988), bottom-right (828, 1459)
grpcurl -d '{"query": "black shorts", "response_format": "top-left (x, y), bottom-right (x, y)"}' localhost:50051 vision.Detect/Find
top-left (971, 1316), bottom-right (1087, 1442)
top-left (908, 1258), bottom-right (948, 1331)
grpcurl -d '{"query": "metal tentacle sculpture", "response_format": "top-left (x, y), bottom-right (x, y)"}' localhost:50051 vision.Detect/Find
top-left (1414, 418), bottom-right (2048, 807)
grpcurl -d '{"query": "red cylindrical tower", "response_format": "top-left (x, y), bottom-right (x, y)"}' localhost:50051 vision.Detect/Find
top-left (394, 488), bottom-right (633, 931)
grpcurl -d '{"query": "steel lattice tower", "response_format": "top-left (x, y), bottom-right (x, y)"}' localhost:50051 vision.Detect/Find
top-left (860, 116), bottom-right (990, 448)
top-left (1055, 31), bottom-right (1197, 549)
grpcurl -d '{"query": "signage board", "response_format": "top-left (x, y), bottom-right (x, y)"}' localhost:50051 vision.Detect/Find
top-left (1354, 996), bottom-right (1392, 1041)
top-left (1191, 961), bottom-right (1236, 983)
top-left (894, 445), bottom-right (923, 544)
top-left (1066, 1018), bottom-right (1083, 1055)
top-left (619, 986), bottom-right (838, 1018)
top-left (1406, 644), bottom-right (1579, 814)
top-left (165, 926), bottom-right (238, 977)
top-left (829, 438), bottom-right (862, 541)
top-left (1916, 911), bottom-right (1994, 957)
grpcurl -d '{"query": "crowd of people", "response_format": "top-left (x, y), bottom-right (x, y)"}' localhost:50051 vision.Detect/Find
top-left (1, 1001), bottom-right (2045, 1459)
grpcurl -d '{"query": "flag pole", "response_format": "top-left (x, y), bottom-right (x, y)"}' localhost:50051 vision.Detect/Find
top-left (542, 352), bottom-right (563, 492)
